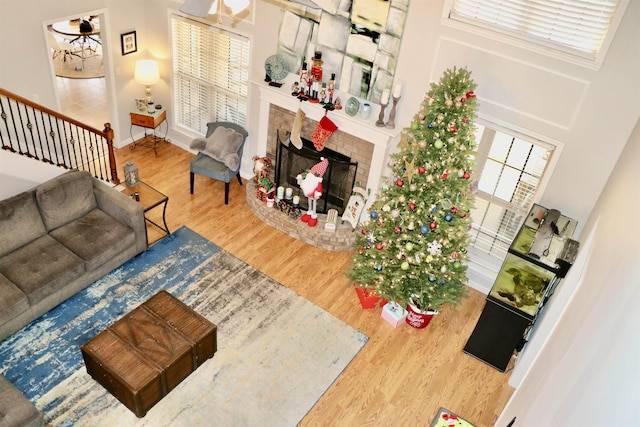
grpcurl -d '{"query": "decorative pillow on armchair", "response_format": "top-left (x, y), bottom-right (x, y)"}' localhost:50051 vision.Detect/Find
top-left (190, 126), bottom-right (244, 170)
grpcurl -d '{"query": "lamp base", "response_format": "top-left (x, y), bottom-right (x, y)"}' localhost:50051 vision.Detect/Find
top-left (145, 87), bottom-right (153, 105)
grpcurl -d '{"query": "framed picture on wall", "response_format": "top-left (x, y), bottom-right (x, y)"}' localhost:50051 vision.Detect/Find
top-left (121, 31), bottom-right (137, 56)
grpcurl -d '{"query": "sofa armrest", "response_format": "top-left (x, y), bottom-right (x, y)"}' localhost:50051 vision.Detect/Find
top-left (93, 182), bottom-right (147, 254)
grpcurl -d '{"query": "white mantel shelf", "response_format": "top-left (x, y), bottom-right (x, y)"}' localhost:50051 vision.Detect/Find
top-left (252, 74), bottom-right (402, 193)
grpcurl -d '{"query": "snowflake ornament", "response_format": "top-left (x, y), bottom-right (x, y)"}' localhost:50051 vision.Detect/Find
top-left (427, 241), bottom-right (442, 256)
top-left (366, 232), bottom-right (376, 244)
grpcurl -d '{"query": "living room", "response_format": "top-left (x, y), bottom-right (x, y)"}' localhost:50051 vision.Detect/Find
top-left (1, 0), bottom-right (639, 425)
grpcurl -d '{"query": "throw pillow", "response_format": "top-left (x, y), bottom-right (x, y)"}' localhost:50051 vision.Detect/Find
top-left (189, 126), bottom-right (244, 170)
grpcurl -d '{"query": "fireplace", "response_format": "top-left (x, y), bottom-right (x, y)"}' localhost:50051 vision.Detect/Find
top-left (250, 78), bottom-right (401, 250)
top-left (275, 131), bottom-right (358, 215)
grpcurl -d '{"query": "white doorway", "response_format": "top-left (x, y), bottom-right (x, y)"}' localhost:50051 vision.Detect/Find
top-left (44, 10), bottom-right (112, 131)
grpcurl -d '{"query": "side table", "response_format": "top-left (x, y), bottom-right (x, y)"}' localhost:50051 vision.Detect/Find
top-left (119, 180), bottom-right (170, 247)
top-left (130, 107), bottom-right (168, 155)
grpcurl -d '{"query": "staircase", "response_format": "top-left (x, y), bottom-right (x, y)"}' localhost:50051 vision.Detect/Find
top-left (0, 87), bottom-right (119, 198)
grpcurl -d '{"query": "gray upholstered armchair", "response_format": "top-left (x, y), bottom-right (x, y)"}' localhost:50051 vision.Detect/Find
top-left (189, 122), bottom-right (249, 204)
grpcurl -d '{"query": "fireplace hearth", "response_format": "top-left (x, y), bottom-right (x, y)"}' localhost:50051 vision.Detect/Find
top-left (275, 130), bottom-right (357, 215)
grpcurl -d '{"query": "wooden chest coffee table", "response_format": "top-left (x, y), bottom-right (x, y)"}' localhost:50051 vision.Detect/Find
top-left (81, 290), bottom-right (217, 417)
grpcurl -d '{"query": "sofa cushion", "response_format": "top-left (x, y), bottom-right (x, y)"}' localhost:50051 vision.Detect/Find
top-left (0, 273), bottom-right (29, 327)
top-left (0, 191), bottom-right (46, 258)
top-left (0, 375), bottom-right (43, 427)
top-left (49, 208), bottom-right (136, 271)
top-left (0, 235), bottom-right (85, 306)
top-left (35, 170), bottom-right (97, 231)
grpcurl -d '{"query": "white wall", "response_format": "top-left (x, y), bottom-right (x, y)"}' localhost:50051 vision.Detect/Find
top-left (0, 151), bottom-right (65, 199)
top-left (496, 118), bottom-right (640, 426)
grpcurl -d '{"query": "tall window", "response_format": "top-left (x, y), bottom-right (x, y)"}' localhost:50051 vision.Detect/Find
top-left (468, 122), bottom-right (555, 275)
top-left (171, 14), bottom-right (250, 134)
top-left (445, 0), bottom-right (627, 63)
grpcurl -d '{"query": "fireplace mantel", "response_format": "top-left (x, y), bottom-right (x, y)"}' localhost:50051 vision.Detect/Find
top-left (253, 75), bottom-right (401, 194)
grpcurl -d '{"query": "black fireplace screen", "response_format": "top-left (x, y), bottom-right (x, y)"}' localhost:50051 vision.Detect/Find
top-left (275, 130), bottom-right (358, 215)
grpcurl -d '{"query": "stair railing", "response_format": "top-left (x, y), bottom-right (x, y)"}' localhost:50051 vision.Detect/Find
top-left (0, 87), bottom-right (119, 183)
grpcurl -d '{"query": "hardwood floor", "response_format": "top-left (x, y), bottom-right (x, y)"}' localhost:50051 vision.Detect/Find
top-left (114, 141), bottom-right (514, 427)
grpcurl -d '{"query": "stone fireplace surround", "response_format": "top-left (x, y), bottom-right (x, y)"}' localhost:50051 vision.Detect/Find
top-left (248, 77), bottom-right (401, 250)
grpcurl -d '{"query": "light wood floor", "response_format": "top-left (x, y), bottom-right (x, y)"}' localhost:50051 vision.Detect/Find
top-left (114, 141), bottom-right (514, 427)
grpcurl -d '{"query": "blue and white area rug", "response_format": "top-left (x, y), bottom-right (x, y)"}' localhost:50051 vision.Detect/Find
top-left (0, 226), bottom-right (368, 426)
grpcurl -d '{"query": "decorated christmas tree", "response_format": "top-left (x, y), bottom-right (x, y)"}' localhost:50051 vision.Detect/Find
top-left (347, 67), bottom-right (478, 312)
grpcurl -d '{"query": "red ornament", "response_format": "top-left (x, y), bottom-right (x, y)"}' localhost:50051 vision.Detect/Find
top-left (361, 229), bottom-right (367, 234)
top-left (375, 243), bottom-right (383, 250)
top-left (395, 225), bottom-right (402, 234)
top-left (460, 96), bottom-right (466, 103)
top-left (451, 251), bottom-right (459, 259)
top-left (466, 90), bottom-right (476, 98)
top-left (429, 221), bottom-right (438, 229)
top-left (418, 165), bottom-right (426, 174)
top-left (461, 213), bottom-right (468, 218)
top-left (409, 202), bottom-right (417, 211)
top-left (463, 116), bottom-right (470, 123)
top-left (463, 171), bottom-right (471, 179)
top-left (442, 169), bottom-right (449, 180)
top-left (451, 207), bottom-right (459, 214)
top-left (450, 125), bottom-right (457, 133)
top-left (377, 217), bottom-right (384, 226)
top-left (396, 179), bottom-right (404, 187)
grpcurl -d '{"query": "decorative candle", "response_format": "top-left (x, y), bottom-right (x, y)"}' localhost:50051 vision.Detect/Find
top-left (277, 186), bottom-right (285, 200)
top-left (285, 187), bottom-right (293, 199)
top-left (293, 195), bottom-right (300, 206)
top-left (381, 88), bottom-right (390, 105)
top-left (393, 83), bottom-right (403, 98)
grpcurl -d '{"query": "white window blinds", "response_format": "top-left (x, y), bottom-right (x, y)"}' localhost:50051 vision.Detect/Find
top-left (171, 15), bottom-right (250, 134)
top-left (470, 124), bottom-right (553, 260)
top-left (448, 0), bottom-right (623, 60)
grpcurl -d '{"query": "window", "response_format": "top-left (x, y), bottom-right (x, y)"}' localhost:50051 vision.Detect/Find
top-left (171, 14), bottom-right (250, 134)
top-left (445, 0), bottom-right (628, 64)
top-left (467, 122), bottom-right (555, 283)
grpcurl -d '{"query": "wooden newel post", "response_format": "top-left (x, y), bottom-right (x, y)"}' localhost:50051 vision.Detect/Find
top-left (104, 123), bottom-right (119, 184)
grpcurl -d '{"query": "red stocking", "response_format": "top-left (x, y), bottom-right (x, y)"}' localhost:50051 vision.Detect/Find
top-left (311, 114), bottom-right (338, 151)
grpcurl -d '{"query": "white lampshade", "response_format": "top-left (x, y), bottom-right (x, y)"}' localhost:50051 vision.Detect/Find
top-left (134, 60), bottom-right (160, 86)
top-left (135, 60), bottom-right (160, 104)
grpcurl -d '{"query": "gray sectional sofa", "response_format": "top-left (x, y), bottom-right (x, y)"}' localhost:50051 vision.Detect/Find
top-left (0, 170), bottom-right (147, 426)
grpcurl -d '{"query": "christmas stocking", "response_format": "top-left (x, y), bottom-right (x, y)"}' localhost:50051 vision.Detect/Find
top-left (290, 107), bottom-right (305, 149)
top-left (311, 114), bottom-right (338, 151)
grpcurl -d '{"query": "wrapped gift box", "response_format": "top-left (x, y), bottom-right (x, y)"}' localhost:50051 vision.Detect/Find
top-left (381, 301), bottom-right (407, 328)
top-left (354, 287), bottom-right (387, 309)
top-left (257, 185), bottom-right (275, 203)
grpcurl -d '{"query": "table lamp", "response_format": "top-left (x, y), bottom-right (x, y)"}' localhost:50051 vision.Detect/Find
top-left (134, 60), bottom-right (160, 104)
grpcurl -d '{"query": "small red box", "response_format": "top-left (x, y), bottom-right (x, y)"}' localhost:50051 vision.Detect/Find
top-left (354, 287), bottom-right (387, 309)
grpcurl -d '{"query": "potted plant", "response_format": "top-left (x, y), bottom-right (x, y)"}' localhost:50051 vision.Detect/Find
top-left (346, 67), bottom-right (478, 328)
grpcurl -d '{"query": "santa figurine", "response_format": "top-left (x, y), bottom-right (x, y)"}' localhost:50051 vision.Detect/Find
top-left (296, 157), bottom-right (328, 227)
